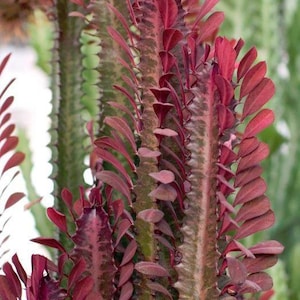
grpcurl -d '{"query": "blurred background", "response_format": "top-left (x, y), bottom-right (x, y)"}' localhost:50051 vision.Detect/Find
top-left (0, 0), bottom-right (299, 299)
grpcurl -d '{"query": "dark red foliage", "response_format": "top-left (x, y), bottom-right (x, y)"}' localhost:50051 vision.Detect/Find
top-left (0, 1), bottom-right (283, 299)
top-left (0, 54), bottom-right (25, 294)
top-left (212, 37), bottom-right (283, 296)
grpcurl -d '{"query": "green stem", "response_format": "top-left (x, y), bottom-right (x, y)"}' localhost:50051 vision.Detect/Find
top-left (49, 0), bottom-right (86, 247)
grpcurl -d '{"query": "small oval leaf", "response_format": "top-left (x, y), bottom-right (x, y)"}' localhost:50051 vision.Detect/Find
top-left (137, 209), bottom-right (164, 223)
top-left (5, 192), bottom-right (25, 209)
top-left (248, 240), bottom-right (284, 255)
top-left (149, 183), bottom-right (177, 201)
top-left (47, 207), bottom-right (68, 233)
top-left (235, 210), bottom-right (275, 240)
top-left (135, 261), bottom-right (170, 277)
top-left (149, 170), bottom-right (175, 184)
top-left (243, 109), bottom-right (274, 139)
top-left (240, 61), bottom-right (266, 99)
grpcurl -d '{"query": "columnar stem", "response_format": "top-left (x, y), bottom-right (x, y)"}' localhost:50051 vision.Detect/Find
top-left (175, 68), bottom-right (219, 299)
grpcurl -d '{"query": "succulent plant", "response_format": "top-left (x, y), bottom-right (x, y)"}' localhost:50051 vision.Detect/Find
top-left (0, 0), bottom-right (283, 299)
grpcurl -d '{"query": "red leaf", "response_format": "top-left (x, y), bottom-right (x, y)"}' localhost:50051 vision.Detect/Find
top-left (234, 177), bottom-right (267, 206)
top-left (150, 87), bottom-right (171, 102)
top-left (95, 136), bottom-right (135, 171)
top-left (108, 101), bottom-right (139, 132)
top-left (106, 3), bottom-right (134, 46)
top-left (159, 51), bottom-right (176, 73)
top-left (107, 27), bottom-right (134, 65)
top-left (215, 75), bottom-right (234, 106)
top-left (61, 188), bottom-right (73, 210)
top-left (0, 113), bottom-right (11, 127)
top-left (223, 240), bottom-right (255, 258)
top-left (153, 102), bottom-right (174, 126)
top-left (237, 142), bottom-right (269, 173)
top-left (239, 279), bottom-right (261, 294)
top-left (0, 136), bottom-right (18, 156)
top-left (69, 11), bottom-right (86, 19)
top-left (149, 183), bottom-right (177, 201)
top-left (248, 240), bottom-right (284, 255)
top-left (120, 240), bottom-right (137, 267)
top-left (234, 165), bottom-right (263, 187)
top-left (218, 213), bottom-right (239, 236)
top-left (227, 257), bottom-right (247, 285)
top-left (95, 148), bottom-right (133, 188)
top-left (194, 0), bottom-right (219, 22)
top-left (155, 234), bottom-right (173, 251)
top-left (149, 170), bottom-right (175, 184)
top-left (163, 28), bottom-right (183, 51)
top-left (118, 263), bottom-right (134, 287)
top-left (153, 128), bottom-right (178, 137)
top-left (235, 210), bottom-right (275, 240)
top-left (113, 85), bottom-right (141, 119)
top-left (198, 12), bottom-right (224, 43)
top-left (57, 253), bottom-right (68, 276)
top-left (135, 261), bottom-right (170, 277)
top-left (137, 208), bottom-right (164, 223)
top-left (243, 255), bottom-right (278, 274)
top-left (155, 219), bottom-right (174, 238)
top-left (0, 124), bottom-right (15, 141)
top-left (215, 37), bottom-right (236, 80)
top-left (119, 281), bottom-right (133, 300)
top-left (104, 116), bottom-right (136, 152)
top-left (111, 199), bottom-right (124, 223)
top-left (0, 54), bottom-right (11, 76)
top-left (157, 0), bottom-right (178, 28)
top-left (160, 144), bottom-right (185, 176)
top-left (217, 174), bottom-right (235, 193)
top-left (235, 195), bottom-right (270, 222)
top-left (2, 152), bottom-right (25, 175)
top-left (240, 62), bottom-right (267, 99)
top-left (238, 137), bottom-right (261, 158)
top-left (242, 78), bottom-right (275, 119)
top-left (242, 272), bottom-right (273, 293)
top-left (72, 276), bottom-right (94, 300)
top-left (70, 0), bottom-right (85, 6)
top-left (0, 96), bottom-right (14, 115)
top-left (220, 144), bottom-right (237, 165)
top-left (68, 258), bottom-right (86, 290)
top-left (0, 275), bottom-right (16, 299)
top-left (3, 262), bottom-right (22, 298)
top-left (12, 254), bottom-right (27, 285)
top-left (237, 47), bottom-right (257, 82)
top-left (260, 289), bottom-right (275, 300)
top-left (234, 38), bottom-right (245, 57)
top-left (138, 147), bottom-right (161, 158)
top-left (30, 254), bottom-right (47, 296)
top-left (97, 170), bottom-right (131, 205)
top-left (218, 191), bottom-right (235, 217)
top-left (218, 105), bottom-right (235, 132)
top-left (115, 219), bottom-right (132, 246)
top-left (243, 109), bottom-right (274, 138)
top-left (31, 237), bottom-right (66, 253)
top-left (5, 192), bottom-right (24, 209)
top-left (0, 79), bottom-right (15, 100)
top-left (147, 282), bottom-right (173, 299)
top-left (47, 207), bottom-right (68, 233)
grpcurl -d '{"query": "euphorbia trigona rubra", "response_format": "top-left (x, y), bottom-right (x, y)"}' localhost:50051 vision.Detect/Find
top-left (0, 0), bottom-right (283, 299)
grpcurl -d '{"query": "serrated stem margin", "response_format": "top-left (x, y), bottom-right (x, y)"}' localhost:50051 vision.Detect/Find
top-left (175, 68), bottom-right (219, 299)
